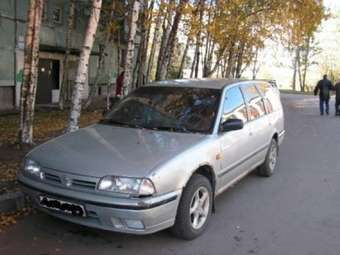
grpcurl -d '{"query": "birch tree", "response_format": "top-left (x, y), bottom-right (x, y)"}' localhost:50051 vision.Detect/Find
top-left (19, 0), bottom-right (44, 145)
top-left (135, 0), bottom-right (154, 87)
top-left (146, 0), bottom-right (164, 82)
top-left (122, 0), bottom-right (141, 95)
top-left (85, 0), bottom-right (116, 108)
top-left (156, 0), bottom-right (189, 81)
top-left (68, 0), bottom-right (102, 132)
top-left (155, 0), bottom-right (175, 81)
top-left (59, 0), bottom-right (76, 110)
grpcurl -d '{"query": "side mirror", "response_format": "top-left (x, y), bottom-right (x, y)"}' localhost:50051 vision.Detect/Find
top-left (221, 119), bottom-right (244, 132)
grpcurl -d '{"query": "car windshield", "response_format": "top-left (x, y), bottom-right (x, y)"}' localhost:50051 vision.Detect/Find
top-left (100, 86), bottom-right (221, 134)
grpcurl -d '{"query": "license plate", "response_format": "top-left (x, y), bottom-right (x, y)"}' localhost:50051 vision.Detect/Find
top-left (39, 196), bottom-right (86, 217)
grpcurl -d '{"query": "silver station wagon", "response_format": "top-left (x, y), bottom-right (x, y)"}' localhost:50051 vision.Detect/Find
top-left (18, 79), bottom-right (285, 240)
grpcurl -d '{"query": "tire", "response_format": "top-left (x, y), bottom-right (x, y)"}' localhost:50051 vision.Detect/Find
top-left (257, 138), bottom-right (278, 177)
top-left (171, 174), bottom-right (212, 240)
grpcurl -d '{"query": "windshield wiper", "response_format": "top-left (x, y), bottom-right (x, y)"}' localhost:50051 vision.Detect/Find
top-left (148, 125), bottom-right (191, 133)
top-left (99, 119), bottom-right (143, 129)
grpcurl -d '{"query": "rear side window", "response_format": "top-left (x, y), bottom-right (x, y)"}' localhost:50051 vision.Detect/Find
top-left (241, 84), bottom-right (266, 120)
top-left (222, 86), bottom-right (248, 124)
top-left (257, 82), bottom-right (271, 95)
top-left (256, 82), bottom-right (276, 113)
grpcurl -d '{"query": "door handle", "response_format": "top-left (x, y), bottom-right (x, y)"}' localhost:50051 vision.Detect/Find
top-left (249, 131), bottom-right (253, 136)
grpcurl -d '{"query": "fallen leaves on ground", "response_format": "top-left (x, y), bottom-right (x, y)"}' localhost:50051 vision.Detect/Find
top-left (0, 162), bottom-right (20, 182)
top-left (0, 207), bottom-right (34, 233)
top-left (0, 110), bottom-right (102, 145)
top-left (0, 111), bottom-right (102, 231)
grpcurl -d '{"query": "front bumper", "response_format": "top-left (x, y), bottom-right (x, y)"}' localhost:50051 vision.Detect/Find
top-left (18, 174), bottom-right (181, 234)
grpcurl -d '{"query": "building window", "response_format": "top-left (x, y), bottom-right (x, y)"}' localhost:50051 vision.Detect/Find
top-left (52, 7), bottom-right (63, 24)
top-left (42, 1), bottom-right (48, 22)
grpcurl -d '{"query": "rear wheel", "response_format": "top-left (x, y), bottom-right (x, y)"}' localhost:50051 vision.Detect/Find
top-left (171, 174), bottom-right (212, 240)
top-left (257, 138), bottom-right (278, 177)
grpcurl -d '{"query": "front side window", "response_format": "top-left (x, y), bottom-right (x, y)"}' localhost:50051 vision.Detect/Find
top-left (222, 86), bottom-right (248, 124)
top-left (101, 86), bottom-right (221, 134)
top-left (241, 84), bottom-right (266, 120)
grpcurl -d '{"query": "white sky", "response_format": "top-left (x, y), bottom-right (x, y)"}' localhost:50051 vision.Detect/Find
top-left (247, 0), bottom-right (340, 89)
top-left (324, 0), bottom-right (340, 10)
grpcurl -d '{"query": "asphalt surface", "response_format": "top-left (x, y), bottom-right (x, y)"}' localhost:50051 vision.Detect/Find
top-left (1, 94), bottom-right (340, 255)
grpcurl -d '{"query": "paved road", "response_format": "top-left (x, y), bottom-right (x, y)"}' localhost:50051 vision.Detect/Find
top-left (1, 94), bottom-right (340, 255)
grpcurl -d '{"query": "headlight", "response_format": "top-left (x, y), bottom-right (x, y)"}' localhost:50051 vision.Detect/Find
top-left (97, 176), bottom-right (156, 196)
top-left (23, 158), bottom-right (41, 177)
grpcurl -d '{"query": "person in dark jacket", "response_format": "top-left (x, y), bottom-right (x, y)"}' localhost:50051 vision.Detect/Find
top-left (334, 80), bottom-right (340, 116)
top-left (314, 75), bottom-right (334, 115)
top-left (115, 71), bottom-right (125, 97)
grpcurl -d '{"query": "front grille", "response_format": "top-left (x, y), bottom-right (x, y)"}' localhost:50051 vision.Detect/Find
top-left (44, 172), bottom-right (61, 183)
top-left (71, 179), bottom-right (97, 190)
top-left (42, 169), bottom-right (97, 191)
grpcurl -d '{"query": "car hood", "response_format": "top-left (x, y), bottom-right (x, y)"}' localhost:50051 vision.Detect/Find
top-left (28, 124), bottom-right (206, 178)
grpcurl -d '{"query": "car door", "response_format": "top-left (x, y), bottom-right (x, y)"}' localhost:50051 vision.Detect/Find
top-left (217, 86), bottom-right (253, 190)
top-left (240, 83), bottom-right (271, 166)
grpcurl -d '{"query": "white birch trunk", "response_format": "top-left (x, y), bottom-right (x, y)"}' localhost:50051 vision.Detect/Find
top-left (122, 0), bottom-right (141, 96)
top-left (19, 0), bottom-right (44, 145)
top-left (68, 0), bottom-right (102, 132)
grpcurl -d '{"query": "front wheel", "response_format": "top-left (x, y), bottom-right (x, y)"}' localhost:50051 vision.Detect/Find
top-left (257, 138), bottom-right (278, 177)
top-left (171, 174), bottom-right (212, 240)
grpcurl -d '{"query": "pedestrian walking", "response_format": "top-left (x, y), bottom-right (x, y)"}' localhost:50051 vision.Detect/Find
top-left (334, 80), bottom-right (340, 116)
top-left (314, 74), bottom-right (334, 115)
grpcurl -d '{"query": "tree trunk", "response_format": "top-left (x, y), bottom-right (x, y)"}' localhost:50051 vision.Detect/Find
top-left (59, 0), bottom-right (75, 110)
top-left (134, 0), bottom-right (148, 88)
top-left (156, 0), bottom-right (189, 81)
top-left (193, 40), bottom-right (201, 78)
top-left (207, 46), bottom-right (228, 77)
top-left (252, 47), bottom-right (259, 80)
top-left (297, 48), bottom-right (303, 91)
top-left (19, 0), bottom-right (44, 145)
top-left (146, 0), bottom-right (164, 82)
top-left (193, 0), bottom-right (205, 78)
top-left (190, 48), bottom-right (197, 78)
top-left (136, 0), bottom-right (155, 87)
top-left (85, 0), bottom-right (116, 108)
top-left (235, 42), bottom-right (245, 78)
top-left (122, 0), bottom-right (141, 96)
top-left (155, 0), bottom-right (175, 81)
top-left (292, 48), bottom-right (298, 91)
top-left (203, 40), bottom-right (215, 77)
top-left (177, 36), bottom-right (190, 78)
top-left (67, 0), bottom-right (102, 132)
top-left (301, 37), bottom-right (311, 92)
top-left (202, 0), bottom-right (212, 77)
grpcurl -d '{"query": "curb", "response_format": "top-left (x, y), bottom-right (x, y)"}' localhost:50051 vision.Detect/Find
top-left (0, 190), bottom-right (27, 213)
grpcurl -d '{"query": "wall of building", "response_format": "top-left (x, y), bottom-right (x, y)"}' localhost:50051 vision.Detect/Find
top-left (0, 0), bottom-right (118, 110)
